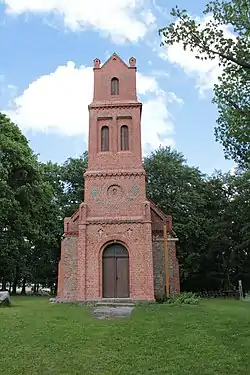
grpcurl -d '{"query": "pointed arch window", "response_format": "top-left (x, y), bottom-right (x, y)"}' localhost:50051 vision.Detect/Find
top-left (120, 125), bottom-right (129, 151)
top-left (111, 77), bottom-right (119, 95)
top-left (101, 126), bottom-right (109, 151)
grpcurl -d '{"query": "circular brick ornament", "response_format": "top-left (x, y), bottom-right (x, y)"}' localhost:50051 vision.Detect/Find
top-left (107, 184), bottom-right (123, 201)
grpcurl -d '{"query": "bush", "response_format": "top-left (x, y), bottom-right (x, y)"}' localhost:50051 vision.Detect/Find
top-left (155, 295), bottom-right (169, 304)
top-left (164, 292), bottom-right (200, 305)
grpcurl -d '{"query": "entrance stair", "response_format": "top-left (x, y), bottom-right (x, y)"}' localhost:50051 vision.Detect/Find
top-left (96, 298), bottom-right (135, 307)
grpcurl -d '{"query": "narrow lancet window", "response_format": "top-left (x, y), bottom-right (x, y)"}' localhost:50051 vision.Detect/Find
top-left (111, 77), bottom-right (119, 95)
top-left (120, 125), bottom-right (129, 151)
top-left (101, 126), bottom-right (109, 151)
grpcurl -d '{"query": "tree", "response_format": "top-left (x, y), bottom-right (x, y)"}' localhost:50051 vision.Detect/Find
top-left (227, 170), bottom-right (250, 289)
top-left (0, 113), bottom-right (41, 289)
top-left (159, 0), bottom-right (250, 168)
top-left (200, 172), bottom-right (236, 290)
top-left (0, 113), bottom-right (62, 293)
top-left (144, 147), bottom-right (250, 292)
top-left (144, 147), bottom-right (208, 288)
top-left (60, 152), bottom-right (88, 217)
top-left (37, 161), bottom-right (65, 293)
top-left (2, 112), bottom-right (249, 294)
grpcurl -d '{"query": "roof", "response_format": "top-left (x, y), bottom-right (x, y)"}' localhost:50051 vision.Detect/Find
top-left (148, 197), bottom-right (177, 237)
top-left (101, 53), bottom-right (128, 69)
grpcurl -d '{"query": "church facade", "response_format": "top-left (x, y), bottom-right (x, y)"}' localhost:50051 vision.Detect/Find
top-left (57, 54), bottom-right (180, 302)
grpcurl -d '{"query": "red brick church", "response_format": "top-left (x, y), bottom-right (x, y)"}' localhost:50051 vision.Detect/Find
top-left (57, 53), bottom-right (180, 302)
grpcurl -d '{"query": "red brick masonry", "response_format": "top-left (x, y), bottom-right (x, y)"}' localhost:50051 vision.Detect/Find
top-left (57, 54), bottom-right (180, 302)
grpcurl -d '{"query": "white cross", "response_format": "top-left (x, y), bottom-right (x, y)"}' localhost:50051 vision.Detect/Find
top-left (127, 228), bottom-right (132, 236)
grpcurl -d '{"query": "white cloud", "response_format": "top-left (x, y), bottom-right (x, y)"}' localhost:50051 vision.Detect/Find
top-left (160, 15), bottom-right (235, 94)
top-left (0, 75), bottom-right (18, 106)
top-left (4, 60), bottom-right (181, 153)
top-left (137, 72), bottom-right (159, 95)
top-left (230, 166), bottom-right (237, 176)
top-left (1, 0), bottom-right (156, 43)
top-left (166, 92), bottom-right (184, 105)
top-left (141, 96), bottom-right (175, 153)
top-left (161, 43), bottom-right (223, 95)
top-left (6, 61), bottom-right (93, 137)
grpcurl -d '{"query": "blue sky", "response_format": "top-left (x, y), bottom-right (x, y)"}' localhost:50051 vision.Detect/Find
top-left (0, 0), bottom-right (234, 175)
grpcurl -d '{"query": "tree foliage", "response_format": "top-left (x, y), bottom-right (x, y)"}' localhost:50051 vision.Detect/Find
top-left (159, 0), bottom-right (250, 168)
top-left (1, 114), bottom-right (250, 294)
top-left (60, 152), bottom-right (88, 217)
top-left (0, 114), bottom-right (61, 293)
top-left (144, 147), bottom-right (250, 291)
top-left (144, 147), bottom-right (207, 284)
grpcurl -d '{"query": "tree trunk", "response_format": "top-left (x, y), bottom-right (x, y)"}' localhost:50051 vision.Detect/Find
top-left (21, 279), bottom-right (26, 295)
top-left (50, 283), bottom-right (56, 296)
top-left (12, 266), bottom-right (20, 295)
top-left (33, 283), bottom-right (39, 294)
top-left (55, 278), bottom-right (58, 296)
top-left (12, 281), bottom-right (17, 295)
top-left (1, 279), bottom-right (7, 291)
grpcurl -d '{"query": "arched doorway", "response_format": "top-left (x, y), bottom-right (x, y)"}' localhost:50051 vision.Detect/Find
top-left (102, 243), bottom-right (129, 298)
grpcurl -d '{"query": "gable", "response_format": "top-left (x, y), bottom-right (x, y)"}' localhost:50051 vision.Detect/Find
top-left (92, 53), bottom-right (137, 103)
top-left (148, 197), bottom-right (174, 236)
top-left (71, 209), bottom-right (79, 222)
top-left (101, 53), bottom-right (128, 70)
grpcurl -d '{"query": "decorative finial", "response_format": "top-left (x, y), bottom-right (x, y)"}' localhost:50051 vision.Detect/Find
top-left (129, 57), bottom-right (136, 68)
top-left (94, 58), bottom-right (101, 68)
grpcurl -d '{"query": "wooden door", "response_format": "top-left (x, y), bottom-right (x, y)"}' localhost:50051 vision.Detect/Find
top-left (102, 257), bottom-right (116, 298)
top-left (102, 244), bottom-right (129, 298)
top-left (116, 257), bottom-right (129, 298)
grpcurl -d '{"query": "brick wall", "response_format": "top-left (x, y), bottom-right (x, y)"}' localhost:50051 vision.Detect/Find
top-left (84, 173), bottom-right (147, 219)
top-left (87, 106), bottom-right (143, 171)
top-left (168, 239), bottom-right (180, 294)
top-left (152, 235), bottom-right (180, 298)
top-left (93, 54), bottom-right (137, 103)
top-left (58, 214), bottom-right (180, 302)
top-left (81, 221), bottom-right (155, 301)
top-left (57, 235), bottom-right (78, 299)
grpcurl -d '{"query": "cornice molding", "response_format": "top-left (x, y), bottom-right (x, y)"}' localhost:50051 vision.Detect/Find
top-left (88, 101), bottom-right (142, 110)
top-left (84, 169), bottom-right (146, 178)
top-left (64, 231), bottom-right (79, 236)
top-left (86, 219), bottom-right (148, 225)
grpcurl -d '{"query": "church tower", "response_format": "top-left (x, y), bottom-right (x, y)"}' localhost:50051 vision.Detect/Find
top-left (57, 53), bottom-right (180, 302)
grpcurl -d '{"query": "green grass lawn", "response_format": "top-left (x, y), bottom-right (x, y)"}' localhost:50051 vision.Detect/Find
top-left (0, 297), bottom-right (250, 374)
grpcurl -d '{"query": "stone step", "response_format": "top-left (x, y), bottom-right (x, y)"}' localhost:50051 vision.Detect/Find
top-left (96, 302), bottom-right (135, 307)
top-left (97, 298), bottom-right (135, 307)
